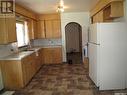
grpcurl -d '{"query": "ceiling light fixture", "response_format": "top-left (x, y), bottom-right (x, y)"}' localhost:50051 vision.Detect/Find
top-left (57, 0), bottom-right (64, 13)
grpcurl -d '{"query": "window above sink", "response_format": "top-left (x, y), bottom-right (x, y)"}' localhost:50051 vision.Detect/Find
top-left (16, 20), bottom-right (29, 47)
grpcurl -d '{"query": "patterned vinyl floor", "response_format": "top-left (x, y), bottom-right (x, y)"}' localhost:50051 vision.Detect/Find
top-left (13, 63), bottom-right (127, 95)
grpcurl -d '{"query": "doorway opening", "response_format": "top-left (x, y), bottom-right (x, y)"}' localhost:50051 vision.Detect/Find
top-left (65, 22), bottom-right (82, 64)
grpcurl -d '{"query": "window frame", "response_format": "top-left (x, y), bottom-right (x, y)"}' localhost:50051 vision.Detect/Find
top-left (16, 20), bottom-right (29, 48)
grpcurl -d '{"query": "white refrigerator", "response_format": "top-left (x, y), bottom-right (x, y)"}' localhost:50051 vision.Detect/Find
top-left (88, 22), bottom-right (127, 90)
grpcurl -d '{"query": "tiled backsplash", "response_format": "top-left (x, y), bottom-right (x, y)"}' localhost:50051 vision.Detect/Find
top-left (0, 39), bottom-right (62, 58)
top-left (33, 39), bottom-right (62, 46)
top-left (0, 43), bottom-right (18, 58)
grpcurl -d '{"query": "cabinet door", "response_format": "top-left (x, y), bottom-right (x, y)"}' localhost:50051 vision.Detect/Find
top-left (92, 11), bottom-right (104, 23)
top-left (37, 20), bottom-right (45, 39)
top-left (43, 48), bottom-right (53, 64)
top-left (0, 17), bottom-right (16, 44)
top-left (1, 60), bottom-right (24, 89)
top-left (37, 49), bottom-right (42, 67)
top-left (22, 59), bottom-right (31, 85)
top-left (92, 14), bottom-right (97, 23)
top-left (27, 19), bottom-right (34, 40)
top-left (45, 20), bottom-right (53, 38)
top-left (52, 48), bottom-right (62, 64)
top-left (36, 52), bottom-right (42, 70)
top-left (98, 11), bottom-right (104, 22)
top-left (6, 18), bottom-right (17, 43)
top-left (0, 18), bottom-right (7, 44)
top-left (22, 60), bottom-right (32, 85)
top-left (52, 20), bottom-right (61, 38)
top-left (33, 20), bottom-right (38, 39)
top-left (22, 54), bottom-right (35, 86)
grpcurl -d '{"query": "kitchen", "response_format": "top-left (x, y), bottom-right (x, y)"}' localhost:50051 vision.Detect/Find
top-left (0, 0), bottom-right (127, 95)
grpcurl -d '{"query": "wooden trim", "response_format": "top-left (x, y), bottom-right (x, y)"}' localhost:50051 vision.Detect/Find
top-left (15, 3), bottom-right (37, 20)
top-left (37, 14), bottom-right (60, 20)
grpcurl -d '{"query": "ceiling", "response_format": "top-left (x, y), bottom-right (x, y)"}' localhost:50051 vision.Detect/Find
top-left (16, 0), bottom-right (99, 14)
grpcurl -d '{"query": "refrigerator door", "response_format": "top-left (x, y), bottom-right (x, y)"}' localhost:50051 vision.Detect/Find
top-left (99, 23), bottom-right (127, 90)
top-left (88, 43), bottom-right (100, 87)
top-left (89, 23), bottom-right (100, 44)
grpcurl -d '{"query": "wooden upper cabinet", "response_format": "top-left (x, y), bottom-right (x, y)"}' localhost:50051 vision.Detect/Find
top-left (45, 20), bottom-right (61, 39)
top-left (37, 14), bottom-right (61, 39)
top-left (27, 19), bottom-right (34, 40)
top-left (0, 17), bottom-right (17, 44)
top-left (52, 20), bottom-right (61, 38)
top-left (37, 20), bottom-right (45, 39)
top-left (91, 0), bottom-right (124, 23)
top-left (33, 20), bottom-right (38, 39)
top-left (92, 10), bottom-right (104, 23)
top-left (45, 20), bottom-right (53, 38)
top-left (0, 18), bottom-right (6, 44)
top-left (7, 18), bottom-right (17, 43)
top-left (103, 1), bottom-right (124, 20)
top-left (27, 19), bottom-right (38, 40)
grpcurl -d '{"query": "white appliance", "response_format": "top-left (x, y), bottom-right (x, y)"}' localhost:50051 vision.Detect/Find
top-left (88, 22), bottom-right (127, 90)
top-left (0, 68), bottom-right (3, 90)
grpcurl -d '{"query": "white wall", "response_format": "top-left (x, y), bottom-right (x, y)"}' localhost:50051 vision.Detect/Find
top-left (61, 12), bottom-right (90, 62)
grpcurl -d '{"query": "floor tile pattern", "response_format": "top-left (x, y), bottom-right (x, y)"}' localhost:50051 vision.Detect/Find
top-left (13, 64), bottom-right (127, 95)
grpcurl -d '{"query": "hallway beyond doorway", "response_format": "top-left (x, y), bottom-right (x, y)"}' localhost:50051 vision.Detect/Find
top-left (67, 52), bottom-right (82, 64)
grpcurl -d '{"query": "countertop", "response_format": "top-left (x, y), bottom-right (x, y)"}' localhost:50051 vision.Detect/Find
top-left (35, 45), bottom-right (62, 48)
top-left (0, 45), bottom-right (62, 61)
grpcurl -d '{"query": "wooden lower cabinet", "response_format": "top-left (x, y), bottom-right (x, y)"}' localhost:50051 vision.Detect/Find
top-left (34, 49), bottom-right (42, 71)
top-left (0, 51), bottom-right (42, 90)
top-left (42, 47), bottom-right (62, 64)
top-left (22, 53), bottom-right (36, 86)
top-left (0, 61), bottom-right (24, 89)
top-left (0, 47), bottom-right (62, 89)
top-left (52, 48), bottom-right (62, 63)
top-left (42, 48), bottom-right (53, 64)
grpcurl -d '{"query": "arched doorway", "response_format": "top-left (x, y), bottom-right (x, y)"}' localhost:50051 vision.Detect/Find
top-left (65, 22), bottom-right (82, 64)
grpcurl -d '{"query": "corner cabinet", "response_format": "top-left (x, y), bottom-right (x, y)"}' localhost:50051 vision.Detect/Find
top-left (36, 14), bottom-right (61, 39)
top-left (0, 17), bottom-right (17, 44)
top-left (45, 20), bottom-right (61, 38)
top-left (42, 47), bottom-right (62, 64)
top-left (52, 20), bottom-right (61, 38)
